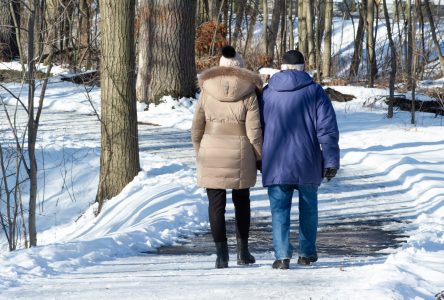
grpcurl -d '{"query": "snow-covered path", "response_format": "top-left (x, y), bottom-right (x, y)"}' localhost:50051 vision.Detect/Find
top-left (0, 106), bottom-right (414, 299)
top-left (1, 161), bottom-right (409, 299)
top-left (4, 253), bottom-right (389, 300)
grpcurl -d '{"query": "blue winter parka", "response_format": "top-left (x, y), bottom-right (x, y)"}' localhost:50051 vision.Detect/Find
top-left (259, 70), bottom-right (340, 186)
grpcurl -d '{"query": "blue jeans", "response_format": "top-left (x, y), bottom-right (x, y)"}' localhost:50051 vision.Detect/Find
top-left (268, 184), bottom-right (319, 260)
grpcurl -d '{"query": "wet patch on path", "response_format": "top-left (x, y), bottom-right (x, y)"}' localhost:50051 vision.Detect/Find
top-left (158, 216), bottom-right (408, 257)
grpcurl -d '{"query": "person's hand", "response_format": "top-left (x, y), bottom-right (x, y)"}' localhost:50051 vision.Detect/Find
top-left (323, 168), bottom-right (337, 181)
top-left (256, 160), bottom-right (262, 173)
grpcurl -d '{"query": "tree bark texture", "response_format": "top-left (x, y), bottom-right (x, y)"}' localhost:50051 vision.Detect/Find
top-left (382, 0), bottom-right (396, 118)
top-left (244, 0), bottom-right (259, 54)
top-left (43, 0), bottom-right (59, 65)
top-left (411, 0), bottom-right (417, 124)
top-left (78, 0), bottom-right (91, 68)
top-left (0, 0), bottom-right (20, 60)
top-left (304, 0), bottom-right (315, 68)
top-left (136, 0), bottom-right (150, 103)
top-left (223, 0), bottom-right (229, 32)
top-left (288, 0), bottom-right (294, 50)
top-left (263, 0), bottom-right (268, 55)
top-left (27, 0), bottom-right (37, 247)
top-left (147, 0), bottom-right (197, 104)
top-left (267, 0), bottom-right (284, 64)
top-left (406, 0), bottom-right (412, 88)
top-left (349, 0), bottom-right (366, 78)
top-left (279, 1), bottom-right (286, 58)
top-left (315, 0), bottom-right (324, 78)
top-left (33, 0), bottom-right (43, 59)
top-left (322, 0), bottom-right (333, 77)
top-left (297, 0), bottom-right (307, 56)
top-left (96, 0), bottom-right (140, 212)
top-left (366, 0), bottom-right (375, 87)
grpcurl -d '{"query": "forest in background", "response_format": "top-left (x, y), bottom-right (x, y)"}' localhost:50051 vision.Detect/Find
top-left (1, 1), bottom-right (444, 99)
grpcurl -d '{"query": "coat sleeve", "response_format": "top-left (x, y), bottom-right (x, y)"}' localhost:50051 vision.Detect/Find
top-left (191, 95), bottom-right (206, 155)
top-left (258, 88), bottom-right (266, 137)
top-left (315, 86), bottom-right (340, 169)
top-left (245, 93), bottom-right (263, 160)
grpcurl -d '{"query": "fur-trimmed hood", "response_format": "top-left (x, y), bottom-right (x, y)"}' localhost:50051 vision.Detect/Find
top-left (198, 66), bottom-right (263, 102)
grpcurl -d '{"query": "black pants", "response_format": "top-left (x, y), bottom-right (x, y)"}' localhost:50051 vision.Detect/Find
top-left (206, 188), bottom-right (251, 243)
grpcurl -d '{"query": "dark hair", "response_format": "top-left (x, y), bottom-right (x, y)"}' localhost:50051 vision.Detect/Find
top-left (221, 45), bottom-right (236, 58)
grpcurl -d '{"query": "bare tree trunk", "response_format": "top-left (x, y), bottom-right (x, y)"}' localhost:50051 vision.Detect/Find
top-left (232, 0), bottom-right (246, 48)
top-left (147, 0), bottom-right (197, 104)
top-left (424, 0), bottom-right (444, 77)
top-left (417, 0), bottom-right (425, 79)
top-left (314, 0), bottom-right (323, 80)
top-left (9, 0), bottom-right (24, 70)
top-left (136, 0), bottom-right (150, 103)
top-left (0, 0), bottom-right (20, 60)
top-left (263, 0), bottom-right (268, 55)
top-left (372, 2), bottom-right (379, 79)
top-left (27, 0), bottom-right (38, 247)
top-left (366, 0), bottom-right (375, 87)
top-left (228, 0), bottom-right (233, 43)
top-left (78, 0), bottom-right (91, 69)
top-left (210, 0), bottom-right (221, 21)
top-left (279, 1), bottom-right (286, 59)
top-left (96, 0), bottom-right (140, 213)
top-left (43, 0), bottom-right (59, 65)
top-left (394, 0), bottom-right (403, 59)
top-left (244, 0), bottom-right (259, 54)
top-left (304, 0), bottom-right (315, 68)
top-left (298, 0), bottom-right (307, 55)
top-left (349, 0), bottom-right (366, 79)
top-left (322, 0), bottom-right (333, 77)
top-left (223, 0), bottom-right (229, 33)
top-left (203, 0), bottom-right (210, 20)
top-left (0, 143), bottom-right (15, 250)
top-left (406, 0), bottom-right (412, 88)
top-left (267, 0), bottom-right (284, 64)
top-left (383, 0), bottom-right (396, 119)
top-left (197, 0), bottom-right (208, 24)
top-left (411, 0), bottom-right (417, 125)
top-left (288, 0), bottom-right (294, 50)
top-left (33, 0), bottom-right (42, 59)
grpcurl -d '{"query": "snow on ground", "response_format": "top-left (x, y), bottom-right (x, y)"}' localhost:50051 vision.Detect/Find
top-left (0, 61), bottom-right (73, 76)
top-left (1, 65), bottom-right (444, 298)
top-left (137, 96), bottom-right (197, 130)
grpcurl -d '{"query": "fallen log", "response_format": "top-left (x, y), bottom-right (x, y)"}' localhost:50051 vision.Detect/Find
top-left (324, 87), bottom-right (355, 102)
top-left (60, 70), bottom-right (99, 86)
top-left (387, 96), bottom-right (444, 116)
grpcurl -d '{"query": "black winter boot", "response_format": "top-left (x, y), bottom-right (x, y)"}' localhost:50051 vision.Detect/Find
top-left (215, 241), bottom-right (229, 268)
top-left (236, 238), bottom-right (255, 265)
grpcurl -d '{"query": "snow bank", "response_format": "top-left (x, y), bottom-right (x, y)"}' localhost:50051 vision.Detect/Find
top-left (0, 152), bottom-right (208, 289)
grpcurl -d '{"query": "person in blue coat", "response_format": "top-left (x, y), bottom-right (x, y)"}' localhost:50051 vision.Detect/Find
top-left (259, 50), bottom-right (340, 269)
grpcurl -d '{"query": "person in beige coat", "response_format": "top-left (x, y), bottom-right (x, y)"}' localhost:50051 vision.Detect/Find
top-left (191, 46), bottom-right (263, 269)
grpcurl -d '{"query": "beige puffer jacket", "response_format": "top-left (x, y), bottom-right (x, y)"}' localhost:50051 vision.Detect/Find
top-left (191, 66), bottom-right (263, 189)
